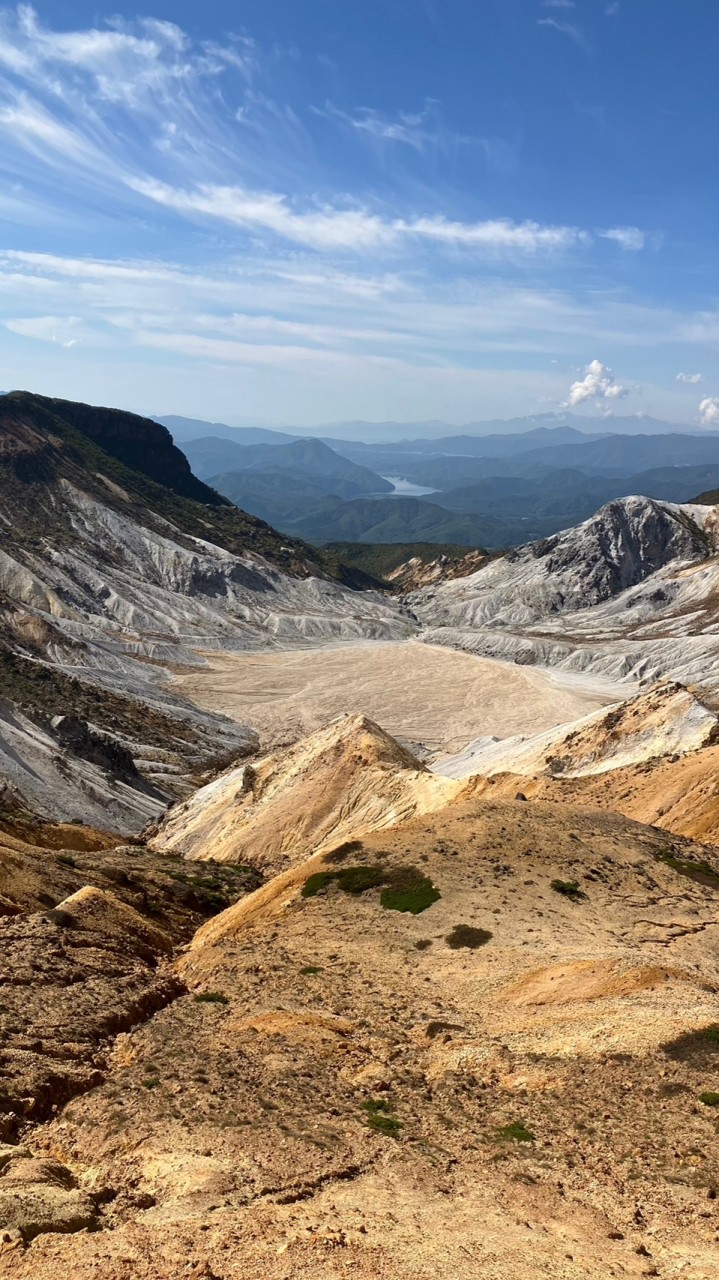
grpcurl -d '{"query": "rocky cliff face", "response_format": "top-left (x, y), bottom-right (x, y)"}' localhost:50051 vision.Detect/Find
top-left (412, 496), bottom-right (719, 690)
top-left (411, 497), bottom-right (712, 630)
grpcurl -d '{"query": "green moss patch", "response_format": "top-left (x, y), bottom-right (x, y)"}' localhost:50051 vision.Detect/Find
top-left (362, 1098), bottom-right (402, 1138)
top-left (445, 925), bottom-right (493, 950)
top-left (498, 1121), bottom-right (535, 1143)
top-left (337, 865), bottom-right (385, 894)
top-left (699, 1092), bottom-right (719, 1108)
top-left (194, 992), bottom-right (229, 1005)
top-left (550, 879), bottom-right (586, 900)
top-left (380, 867), bottom-right (440, 915)
top-left (654, 846), bottom-right (719, 889)
top-left (299, 965), bottom-right (324, 976)
top-left (301, 871), bottom-right (337, 898)
top-left (301, 863), bottom-right (440, 914)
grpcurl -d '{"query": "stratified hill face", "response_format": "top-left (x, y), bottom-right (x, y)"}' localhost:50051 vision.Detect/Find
top-left (0, 393), bottom-right (410, 828)
top-left (150, 714), bottom-right (461, 872)
top-left (412, 495), bottom-right (719, 691)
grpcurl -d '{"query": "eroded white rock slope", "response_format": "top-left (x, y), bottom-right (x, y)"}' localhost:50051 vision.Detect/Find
top-left (0, 481), bottom-right (412, 828)
top-left (411, 497), bottom-right (719, 690)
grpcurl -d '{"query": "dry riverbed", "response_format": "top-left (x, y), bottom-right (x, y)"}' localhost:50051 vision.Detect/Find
top-left (170, 640), bottom-right (624, 756)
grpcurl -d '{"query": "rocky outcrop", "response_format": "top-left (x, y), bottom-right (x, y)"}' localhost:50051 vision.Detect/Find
top-left (151, 714), bottom-right (461, 871)
top-left (434, 680), bottom-right (719, 779)
top-left (412, 497), bottom-right (719, 691)
top-left (411, 497), bottom-right (712, 630)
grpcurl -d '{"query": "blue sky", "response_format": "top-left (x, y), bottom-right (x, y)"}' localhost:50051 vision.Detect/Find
top-left (0, 0), bottom-right (717, 426)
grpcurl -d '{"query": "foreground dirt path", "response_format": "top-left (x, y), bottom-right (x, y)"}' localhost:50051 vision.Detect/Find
top-left (171, 640), bottom-right (620, 754)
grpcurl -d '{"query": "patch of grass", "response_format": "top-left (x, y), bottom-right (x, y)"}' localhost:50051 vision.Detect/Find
top-left (143, 1077), bottom-right (161, 1090)
top-left (301, 871), bottom-right (336, 898)
top-left (498, 1121), bottom-right (535, 1143)
top-left (655, 846), bottom-right (719, 889)
top-left (380, 866), bottom-right (440, 915)
top-left (550, 878), bottom-right (586, 900)
top-left (300, 965), bottom-right (323, 976)
top-left (445, 924), bottom-right (493, 950)
top-left (362, 1098), bottom-right (402, 1138)
top-left (194, 992), bottom-right (229, 1005)
top-left (301, 863), bottom-right (440, 914)
top-left (699, 1092), bottom-right (719, 1108)
top-left (336, 865), bottom-right (385, 894)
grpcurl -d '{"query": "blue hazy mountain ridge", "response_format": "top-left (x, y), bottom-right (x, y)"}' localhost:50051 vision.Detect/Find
top-left (156, 415), bottom-right (297, 446)
top-left (160, 412), bottom-right (719, 550)
top-left (184, 435), bottom-right (393, 498)
top-left (305, 414), bottom-right (703, 442)
top-left (436, 465), bottom-right (719, 518)
top-left (330, 434), bottom-right (719, 488)
top-left (206, 461), bottom-right (719, 550)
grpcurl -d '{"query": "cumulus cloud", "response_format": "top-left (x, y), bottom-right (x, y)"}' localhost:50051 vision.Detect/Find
top-left (601, 226), bottom-right (645, 252)
top-left (676, 371), bottom-right (703, 384)
top-left (565, 359), bottom-right (628, 407)
top-left (699, 397), bottom-right (719, 426)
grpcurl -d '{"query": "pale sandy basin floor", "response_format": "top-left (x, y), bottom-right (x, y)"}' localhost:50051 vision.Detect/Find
top-left (171, 641), bottom-right (624, 756)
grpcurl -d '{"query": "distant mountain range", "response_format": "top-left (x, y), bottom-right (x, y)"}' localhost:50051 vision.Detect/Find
top-left (155, 411), bottom-right (719, 550)
top-left (156, 410), bottom-right (709, 444)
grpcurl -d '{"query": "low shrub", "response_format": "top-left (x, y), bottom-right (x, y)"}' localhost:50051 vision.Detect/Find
top-left (194, 992), bottom-right (229, 1005)
top-left (336, 865), bottom-right (385, 894)
top-left (301, 863), bottom-right (440, 914)
top-left (445, 925), bottom-right (493, 950)
top-left (550, 879), bottom-right (586, 900)
top-left (380, 867), bottom-right (440, 915)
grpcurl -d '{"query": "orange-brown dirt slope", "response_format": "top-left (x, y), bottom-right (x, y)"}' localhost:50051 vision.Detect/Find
top-left (472, 743), bottom-right (719, 846)
top-left (5, 789), bottom-right (719, 1280)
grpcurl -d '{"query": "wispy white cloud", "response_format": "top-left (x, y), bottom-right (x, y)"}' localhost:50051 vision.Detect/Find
top-left (314, 99), bottom-right (437, 151)
top-left (601, 226), bottom-right (645, 252)
top-left (127, 177), bottom-right (587, 254)
top-left (542, 0), bottom-right (576, 7)
top-left (537, 17), bottom-right (589, 50)
top-left (565, 359), bottom-right (628, 407)
top-left (699, 397), bottom-right (719, 426)
top-left (0, 6), bottom-right (619, 262)
top-left (5, 313), bottom-right (82, 346)
top-left (676, 371), bottom-right (703, 384)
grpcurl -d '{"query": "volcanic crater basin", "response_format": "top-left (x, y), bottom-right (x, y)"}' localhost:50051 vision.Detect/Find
top-left (168, 639), bottom-right (625, 756)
